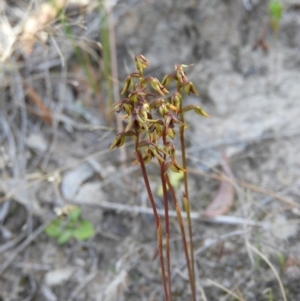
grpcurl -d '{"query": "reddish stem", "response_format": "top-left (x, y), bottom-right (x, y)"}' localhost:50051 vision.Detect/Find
top-left (165, 174), bottom-right (195, 301)
top-left (179, 113), bottom-right (196, 301)
top-left (136, 148), bottom-right (169, 301)
top-left (160, 163), bottom-right (172, 300)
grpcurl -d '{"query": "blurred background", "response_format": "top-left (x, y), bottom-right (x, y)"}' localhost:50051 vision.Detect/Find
top-left (1, 0), bottom-right (300, 300)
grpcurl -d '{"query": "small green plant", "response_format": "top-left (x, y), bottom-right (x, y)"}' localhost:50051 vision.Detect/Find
top-left (277, 252), bottom-right (286, 272)
top-left (45, 206), bottom-right (94, 245)
top-left (269, 0), bottom-right (283, 33)
top-left (110, 55), bottom-right (209, 301)
top-left (263, 287), bottom-right (274, 301)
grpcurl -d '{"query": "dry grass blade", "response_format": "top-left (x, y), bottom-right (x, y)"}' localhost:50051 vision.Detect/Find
top-left (248, 243), bottom-right (287, 301)
top-left (207, 278), bottom-right (246, 301)
top-left (187, 167), bottom-right (300, 208)
top-left (25, 84), bottom-right (52, 125)
top-left (198, 283), bottom-right (208, 301)
top-left (235, 284), bottom-right (247, 301)
top-left (97, 1), bottom-right (128, 178)
top-left (0, 218), bottom-right (54, 275)
top-left (194, 230), bottom-right (247, 256)
top-left (102, 270), bottom-right (129, 301)
top-left (107, 7), bottom-right (127, 167)
top-left (0, 230), bottom-right (27, 254)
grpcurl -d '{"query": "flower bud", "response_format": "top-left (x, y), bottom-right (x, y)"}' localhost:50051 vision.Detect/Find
top-left (188, 82), bottom-right (199, 96)
top-left (109, 133), bottom-right (125, 150)
top-left (164, 142), bottom-right (176, 157)
top-left (121, 76), bottom-right (133, 95)
top-left (166, 103), bottom-right (179, 114)
top-left (181, 81), bottom-right (199, 96)
top-left (135, 54), bottom-right (150, 75)
top-left (159, 103), bottom-right (168, 116)
top-left (167, 128), bottom-right (176, 139)
top-left (175, 64), bottom-right (188, 84)
top-left (161, 74), bottom-right (175, 87)
top-left (194, 106), bottom-right (210, 118)
top-left (171, 92), bottom-right (182, 109)
top-left (149, 144), bottom-right (164, 164)
top-left (139, 102), bottom-right (150, 120)
top-left (151, 78), bottom-right (169, 96)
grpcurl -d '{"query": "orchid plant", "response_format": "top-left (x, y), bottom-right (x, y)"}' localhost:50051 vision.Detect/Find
top-left (110, 55), bottom-right (209, 301)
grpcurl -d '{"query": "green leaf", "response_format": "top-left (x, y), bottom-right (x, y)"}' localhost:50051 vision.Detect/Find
top-left (45, 219), bottom-right (62, 238)
top-left (157, 171), bottom-right (184, 196)
top-left (57, 229), bottom-right (73, 245)
top-left (73, 220), bottom-right (94, 240)
top-left (269, 0), bottom-right (283, 22)
top-left (157, 184), bottom-right (163, 197)
top-left (278, 252), bottom-right (286, 271)
top-left (169, 171), bottom-right (184, 189)
top-left (68, 207), bottom-right (81, 222)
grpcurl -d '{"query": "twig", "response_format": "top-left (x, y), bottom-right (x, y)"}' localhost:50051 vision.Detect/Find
top-left (172, 230), bottom-right (248, 282)
top-left (187, 167), bottom-right (300, 208)
top-left (41, 63), bottom-right (67, 171)
top-left (186, 129), bottom-right (300, 154)
top-left (99, 165), bottom-right (139, 188)
top-left (259, 179), bottom-right (300, 206)
top-left (0, 230), bottom-right (27, 254)
top-left (0, 218), bottom-right (54, 276)
top-left (194, 230), bottom-right (248, 256)
top-left (0, 111), bottom-right (17, 176)
top-left (24, 82), bottom-right (52, 125)
top-left (253, 24), bottom-right (268, 52)
top-left (0, 146), bottom-right (120, 204)
top-left (9, 59), bottom-right (27, 177)
top-left (71, 200), bottom-right (268, 227)
top-left (67, 272), bottom-right (98, 301)
top-left (54, 113), bottom-right (115, 131)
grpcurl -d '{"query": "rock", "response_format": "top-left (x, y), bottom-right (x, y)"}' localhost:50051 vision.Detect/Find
top-left (61, 164), bottom-right (94, 200)
top-left (44, 267), bottom-right (74, 287)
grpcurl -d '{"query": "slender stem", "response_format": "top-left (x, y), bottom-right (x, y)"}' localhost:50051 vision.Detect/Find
top-left (136, 149), bottom-right (160, 227)
top-left (161, 130), bottom-right (172, 300)
top-left (136, 148), bottom-right (169, 301)
top-left (157, 219), bottom-right (169, 301)
top-left (179, 113), bottom-right (196, 301)
top-left (179, 118), bottom-right (189, 204)
top-left (160, 164), bottom-right (172, 300)
top-left (107, 7), bottom-right (127, 168)
top-left (165, 174), bottom-right (196, 301)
